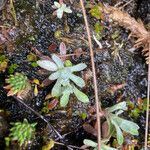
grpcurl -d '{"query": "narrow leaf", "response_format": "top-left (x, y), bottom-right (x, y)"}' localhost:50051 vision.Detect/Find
top-left (37, 60), bottom-right (58, 71)
top-left (114, 116), bottom-right (139, 135)
top-left (111, 119), bottom-right (124, 145)
top-left (56, 9), bottom-right (63, 19)
top-left (73, 86), bottom-right (89, 103)
top-left (54, 2), bottom-right (60, 8)
top-left (48, 99), bottom-right (59, 110)
top-left (83, 139), bottom-right (97, 147)
top-left (34, 85), bottom-right (38, 96)
top-left (102, 144), bottom-right (117, 150)
top-left (70, 74), bottom-right (85, 88)
top-left (70, 63), bottom-right (87, 72)
top-left (52, 54), bottom-right (64, 68)
top-left (64, 7), bottom-right (72, 13)
top-left (59, 42), bottom-right (67, 55)
top-left (107, 101), bottom-right (127, 113)
top-left (51, 78), bottom-right (62, 97)
top-left (60, 90), bottom-right (70, 107)
top-left (49, 71), bottom-right (60, 80)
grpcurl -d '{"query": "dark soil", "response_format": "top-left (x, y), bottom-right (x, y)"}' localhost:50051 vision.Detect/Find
top-left (0, 0), bottom-right (149, 149)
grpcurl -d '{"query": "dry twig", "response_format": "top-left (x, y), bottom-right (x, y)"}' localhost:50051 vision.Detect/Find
top-left (145, 43), bottom-right (150, 150)
top-left (80, 0), bottom-right (102, 149)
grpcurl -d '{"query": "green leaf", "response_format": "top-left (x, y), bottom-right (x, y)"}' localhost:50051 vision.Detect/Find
top-left (83, 139), bottom-right (97, 147)
top-left (31, 62), bottom-right (38, 67)
top-left (64, 60), bottom-right (72, 67)
top-left (69, 74), bottom-right (85, 88)
top-left (54, 1), bottom-right (60, 8)
top-left (64, 7), bottom-right (72, 13)
top-left (27, 53), bottom-right (37, 62)
top-left (56, 8), bottom-right (64, 19)
top-left (107, 101), bottom-right (127, 113)
top-left (111, 119), bottom-right (124, 145)
top-left (115, 110), bottom-right (124, 116)
top-left (94, 21), bottom-right (103, 34)
top-left (8, 64), bottom-right (18, 74)
top-left (73, 86), bottom-right (89, 103)
top-left (114, 116), bottom-right (139, 135)
top-left (37, 60), bottom-right (58, 71)
top-left (51, 78), bottom-right (62, 97)
top-left (60, 68), bottom-right (71, 81)
top-left (52, 54), bottom-right (64, 68)
top-left (49, 71), bottom-right (60, 80)
top-left (70, 63), bottom-right (87, 72)
top-left (60, 89), bottom-right (71, 107)
top-left (89, 5), bottom-right (102, 19)
top-left (131, 108), bottom-right (140, 118)
top-left (102, 144), bottom-right (117, 150)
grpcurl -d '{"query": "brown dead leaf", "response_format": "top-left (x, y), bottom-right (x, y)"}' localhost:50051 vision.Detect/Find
top-left (102, 121), bottom-right (109, 138)
top-left (108, 83), bottom-right (126, 94)
top-left (74, 48), bottom-right (83, 58)
top-left (45, 94), bottom-right (52, 100)
top-left (48, 43), bottom-right (57, 52)
top-left (42, 78), bottom-right (53, 87)
top-left (83, 123), bottom-right (97, 137)
top-left (84, 69), bottom-right (93, 83)
top-left (48, 99), bottom-right (59, 110)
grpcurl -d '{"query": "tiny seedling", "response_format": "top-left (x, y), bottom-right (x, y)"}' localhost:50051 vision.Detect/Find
top-left (9, 119), bottom-right (37, 146)
top-left (52, 1), bottom-right (72, 19)
top-left (105, 101), bottom-right (139, 145)
top-left (37, 54), bottom-right (89, 107)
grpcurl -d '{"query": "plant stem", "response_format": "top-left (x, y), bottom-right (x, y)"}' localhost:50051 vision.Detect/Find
top-left (144, 43), bottom-right (150, 150)
top-left (80, 0), bottom-right (102, 149)
top-left (59, 0), bottom-right (63, 4)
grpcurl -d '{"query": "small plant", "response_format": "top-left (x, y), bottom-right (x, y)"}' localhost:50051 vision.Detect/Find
top-left (8, 64), bottom-right (19, 74)
top-left (89, 4), bottom-right (103, 19)
top-left (83, 139), bottom-right (116, 150)
top-left (52, 1), bottom-right (72, 19)
top-left (0, 54), bottom-right (8, 72)
top-left (83, 102), bottom-right (139, 149)
top-left (4, 72), bottom-right (31, 98)
top-left (9, 119), bottom-right (37, 146)
top-left (105, 102), bottom-right (139, 145)
top-left (37, 54), bottom-right (89, 107)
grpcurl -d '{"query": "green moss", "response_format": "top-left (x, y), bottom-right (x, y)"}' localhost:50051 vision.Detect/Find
top-left (10, 119), bottom-right (37, 146)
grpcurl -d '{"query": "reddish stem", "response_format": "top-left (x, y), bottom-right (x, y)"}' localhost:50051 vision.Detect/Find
top-left (59, 0), bottom-right (63, 4)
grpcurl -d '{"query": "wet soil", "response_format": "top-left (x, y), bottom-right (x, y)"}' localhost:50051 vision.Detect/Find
top-left (0, 0), bottom-right (150, 149)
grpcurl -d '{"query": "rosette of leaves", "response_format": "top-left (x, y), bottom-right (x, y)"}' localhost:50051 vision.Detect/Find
top-left (83, 139), bottom-right (117, 150)
top-left (105, 102), bottom-right (139, 145)
top-left (4, 72), bottom-right (31, 98)
top-left (52, 1), bottom-right (72, 19)
top-left (9, 119), bottom-right (37, 146)
top-left (37, 54), bottom-right (89, 107)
